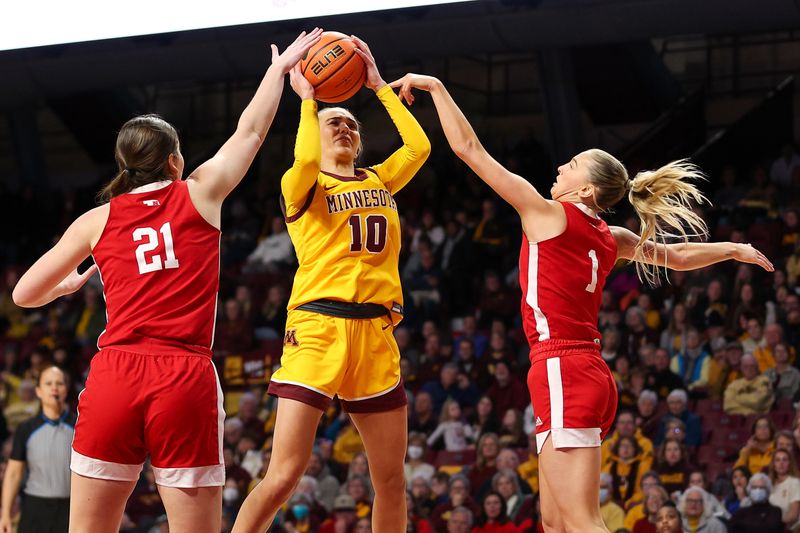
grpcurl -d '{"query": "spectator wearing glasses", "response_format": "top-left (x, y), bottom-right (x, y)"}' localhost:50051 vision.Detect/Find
top-left (678, 487), bottom-right (726, 533)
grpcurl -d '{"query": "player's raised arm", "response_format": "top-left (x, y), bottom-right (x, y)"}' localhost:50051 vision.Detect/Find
top-left (389, 73), bottom-right (554, 220)
top-left (279, 63), bottom-right (323, 218)
top-left (188, 29), bottom-right (322, 211)
top-left (351, 37), bottom-right (430, 194)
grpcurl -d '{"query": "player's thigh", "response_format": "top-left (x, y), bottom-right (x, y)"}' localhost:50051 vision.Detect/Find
top-left (69, 473), bottom-right (136, 533)
top-left (265, 397), bottom-right (325, 483)
top-left (538, 437), bottom-right (604, 528)
top-left (158, 485), bottom-right (222, 533)
top-left (537, 464), bottom-right (564, 533)
top-left (349, 406), bottom-right (408, 482)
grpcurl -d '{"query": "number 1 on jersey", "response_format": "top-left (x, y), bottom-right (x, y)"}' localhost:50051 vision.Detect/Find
top-left (585, 249), bottom-right (599, 293)
top-left (133, 222), bottom-right (180, 275)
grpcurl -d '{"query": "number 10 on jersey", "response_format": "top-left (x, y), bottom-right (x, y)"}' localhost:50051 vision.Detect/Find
top-left (133, 222), bottom-right (180, 274)
top-left (348, 214), bottom-right (388, 254)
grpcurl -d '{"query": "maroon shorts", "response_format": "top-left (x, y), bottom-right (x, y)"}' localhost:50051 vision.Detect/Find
top-left (71, 348), bottom-right (225, 488)
top-left (528, 339), bottom-right (618, 453)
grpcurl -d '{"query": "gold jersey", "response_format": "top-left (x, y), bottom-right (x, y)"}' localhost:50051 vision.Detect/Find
top-left (281, 86), bottom-right (430, 321)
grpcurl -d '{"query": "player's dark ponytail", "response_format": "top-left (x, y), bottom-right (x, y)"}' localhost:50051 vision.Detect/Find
top-left (98, 114), bottom-right (180, 203)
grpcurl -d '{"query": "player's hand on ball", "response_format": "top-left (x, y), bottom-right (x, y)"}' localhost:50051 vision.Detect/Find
top-left (389, 73), bottom-right (440, 106)
top-left (350, 35), bottom-right (386, 91)
top-left (272, 28), bottom-right (324, 74)
top-left (289, 63), bottom-right (315, 100)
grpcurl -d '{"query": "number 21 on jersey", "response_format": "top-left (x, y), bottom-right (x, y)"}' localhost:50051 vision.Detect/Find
top-left (133, 222), bottom-right (179, 275)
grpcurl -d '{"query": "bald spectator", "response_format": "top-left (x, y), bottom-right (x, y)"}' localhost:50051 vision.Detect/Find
top-left (486, 362), bottom-right (528, 419)
top-left (724, 354), bottom-right (774, 415)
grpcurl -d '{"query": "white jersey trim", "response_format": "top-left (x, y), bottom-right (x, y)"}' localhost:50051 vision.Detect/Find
top-left (526, 242), bottom-right (550, 341)
top-left (211, 361), bottom-right (225, 465)
top-left (70, 449), bottom-right (143, 482)
top-left (535, 428), bottom-right (602, 454)
top-left (128, 180), bottom-right (173, 194)
top-left (151, 464), bottom-right (225, 488)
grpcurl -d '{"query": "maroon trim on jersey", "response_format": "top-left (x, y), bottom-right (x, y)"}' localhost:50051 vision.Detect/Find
top-left (340, 381), bottom-right (408, 413)
top-left (281, 184), bottom-right (317, 223)
top-left (363, 167), bottom-right (379, 177)
top-left (321, 170), bottom-right (368, 182)
top-left (268, 381), bottom-right (331, 411)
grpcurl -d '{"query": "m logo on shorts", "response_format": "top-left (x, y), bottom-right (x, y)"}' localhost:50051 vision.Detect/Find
top-left (284, 329), bottom-right (299, 346)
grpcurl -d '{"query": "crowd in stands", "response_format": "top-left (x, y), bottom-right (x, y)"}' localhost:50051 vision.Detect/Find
top-left (1, 137), bottom-right (800, 532)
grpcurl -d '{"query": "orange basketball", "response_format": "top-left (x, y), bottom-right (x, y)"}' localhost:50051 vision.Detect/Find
top-left (300, 31), bottom-right (366, 103)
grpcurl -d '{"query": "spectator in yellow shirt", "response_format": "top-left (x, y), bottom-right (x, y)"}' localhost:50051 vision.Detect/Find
top-left (599, 473), bottom-right (625, 531)
top-left (724, 354), bottom-right (775, 415)
top-left (735, 415), bottom-right (776, 475)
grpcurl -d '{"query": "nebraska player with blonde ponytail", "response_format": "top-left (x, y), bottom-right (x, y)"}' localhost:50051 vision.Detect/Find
top-left (389, 72), bottom-right (773, 533)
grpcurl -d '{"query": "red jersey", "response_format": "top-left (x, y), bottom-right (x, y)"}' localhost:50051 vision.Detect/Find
top-left (520, 202), bottom-right (617, 347)
top-left (92, 180), bottom-right (220, 356)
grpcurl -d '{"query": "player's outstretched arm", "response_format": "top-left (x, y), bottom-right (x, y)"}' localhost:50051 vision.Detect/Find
top-left (389, 73), bottom-right (554, 220)
top-left (610, 225), bottom-right (774, 272)
top-left (188, 29), bottom-right (322, 210)
top-left (280, 63), bottom-right (322, 217)
top-left (352, 37), bottom-right (430, 194)
top-left (13, 206), bottom-right (106, 308)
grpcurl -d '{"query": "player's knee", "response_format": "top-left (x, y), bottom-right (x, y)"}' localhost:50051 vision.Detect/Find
top-left (268, 467), bottom-right (304, 500)
top-left (370, 466), bottom-right (406, 495)
top-left (541, 513), bottom-right (562, 532)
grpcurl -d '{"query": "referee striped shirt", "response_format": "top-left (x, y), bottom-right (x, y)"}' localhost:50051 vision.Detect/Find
top-left (11, 410), bottom-right (76, 498)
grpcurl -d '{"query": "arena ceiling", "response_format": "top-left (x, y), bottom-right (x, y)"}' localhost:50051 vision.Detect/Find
top-left (1, 0), bottom-right (799, 110)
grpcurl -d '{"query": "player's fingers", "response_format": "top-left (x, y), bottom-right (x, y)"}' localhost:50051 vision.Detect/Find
top-left (388, 77), bottom-right (405, 88)
top-left (271, 44), bottom-right (279, 61)
top-left (353, 48), bottom-right (374, 64)
top-left (82, 264), bottom-right (98, 279)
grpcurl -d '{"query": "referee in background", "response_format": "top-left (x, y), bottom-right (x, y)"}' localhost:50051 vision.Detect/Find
top-left (1, 365), bottom-right (75, 533)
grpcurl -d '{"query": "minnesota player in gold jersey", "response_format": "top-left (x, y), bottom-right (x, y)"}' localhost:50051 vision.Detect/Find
top-left (233, 36), bottom-right (430, 533)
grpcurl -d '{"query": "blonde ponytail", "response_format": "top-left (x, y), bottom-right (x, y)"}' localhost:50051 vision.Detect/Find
top-left (628, 159), bottom-right (709, 285)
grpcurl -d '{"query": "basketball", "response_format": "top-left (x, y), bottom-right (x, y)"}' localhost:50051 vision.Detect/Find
top-left (300, 31), bottom-right (366, 103)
